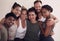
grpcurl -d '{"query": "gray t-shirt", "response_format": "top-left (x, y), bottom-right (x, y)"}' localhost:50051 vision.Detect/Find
top-left (0, 25), bottom-right (7, 41)
top-left (24, 21), bottom-right (40, 41)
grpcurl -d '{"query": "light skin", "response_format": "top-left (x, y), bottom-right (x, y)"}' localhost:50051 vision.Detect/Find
top-left (20, 10), bottom-right (27, 28)
top-left (11, 6), bottom-right (21, 27)
top-left (11, 6), bottom-right (21, 17)
top-left (21, 10), bottom-right (27, 21)
top-left (28, 11), bottom-right (37, 23)
top-left (34, 2), bottom-right (42, 13)
top-left (38, 12), bottom-right (43, 19)
top-left (0, 6), bottom-right (21, 25)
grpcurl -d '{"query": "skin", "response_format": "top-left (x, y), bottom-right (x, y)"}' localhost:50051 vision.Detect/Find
top-left (41, 8), bottom-right (50, 18)
top-left (21, 10), bottom-right (27, 21)
top-left (41, 8), bottom-right (55, 26)
top-left (11, 6), bottom-right (21, 17)
top-left (34, 2), bottom-right (42, 13)
top-left (20, 10), bottom-right (27, 28)
top-left (5, 17), bottom-right (16, 27)
top-left (41, 8), bottom-right (55, 37)
top-left (0, 6), bottom-right (21, 25)
top-left (11, 6), bottom-right (21, 27)
top-left (0, 16), bottom-right (16, 41)
top-left (28, 11), bottom-right (37, 23)
top-left (38, 12), bottom-right (43, 19)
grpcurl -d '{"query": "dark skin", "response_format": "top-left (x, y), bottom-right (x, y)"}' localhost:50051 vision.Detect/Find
top-left (39, 18), bottom-right (55, 37)
top-left (38, 7), bottom-right (57, 37)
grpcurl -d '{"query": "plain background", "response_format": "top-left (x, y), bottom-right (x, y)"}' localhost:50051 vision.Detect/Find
top-left (0, 0), bottom-right (60, 41)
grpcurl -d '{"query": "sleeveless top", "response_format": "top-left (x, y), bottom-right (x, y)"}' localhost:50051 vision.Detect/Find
top-left (15, 19), bottom-right (27, 39)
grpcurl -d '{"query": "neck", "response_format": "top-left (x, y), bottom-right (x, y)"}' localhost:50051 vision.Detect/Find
top-left (21, 19), bottom-right (26, 22)
top-left (30, 20), bottom-right (37, 23)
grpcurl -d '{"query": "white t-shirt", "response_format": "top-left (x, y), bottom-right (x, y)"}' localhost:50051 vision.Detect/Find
top-left (9, 24), bottom-right (17, 40)
top-left (15, 19), bottom-right (27, 39)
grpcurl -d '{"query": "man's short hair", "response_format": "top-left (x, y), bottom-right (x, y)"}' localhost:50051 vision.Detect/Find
top-left (28, 8), bottom-right (37, 15)
top-left (34, 0), bottom-right (42, 4)
top-left (5, 12), bottom-right (17, 19)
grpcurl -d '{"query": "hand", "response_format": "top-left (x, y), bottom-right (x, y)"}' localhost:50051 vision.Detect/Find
top-left (46, 18), bottom-right (55, 27)
top-left (50, 31), bottom-right (55, 36)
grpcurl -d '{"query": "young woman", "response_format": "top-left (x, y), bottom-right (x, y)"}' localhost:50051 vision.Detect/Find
top-left (0, 2), bottom-right (21, 24)
top-left (14, 7), bottom-right (28, 41)
top-left (39, 5), bottom-right (58, 41)
top-left (24, 8), bottom-right (40, 41)
top-left (0, 12), bottom-right (17, 41)
top-left (0, 2), bottom-right (22, 41)
top-left (8, 2), bottom-right (22, 41)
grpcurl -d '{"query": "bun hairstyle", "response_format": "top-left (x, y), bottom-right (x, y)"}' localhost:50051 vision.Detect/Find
top-left (12, 2), bottom-right (21, 9)
top-left (42, 5), bottom-right (53, 12)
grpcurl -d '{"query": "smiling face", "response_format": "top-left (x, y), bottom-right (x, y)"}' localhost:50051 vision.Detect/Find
top-left (34, 2), bottom-right (42, 13)
top-left (12, 6), bottom-right (21, 17)
top-left (41, 8), bottom-right (50, 18)
top-left (28, 11), bottom-right (37, 21)
top-left (5, 16), bottom-right (15, 27)
top-left (21, 10), bottom-right (27, 20)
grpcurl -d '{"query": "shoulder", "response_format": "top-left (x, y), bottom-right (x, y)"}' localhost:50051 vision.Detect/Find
top-left (0, 23), bottom-right (3, 30)
top-left (0, 18), bottom-right (5, 24)
top-left (0, 23), bottom-right (7, 33)
top-left (26, 20), bottom-right (31, 26)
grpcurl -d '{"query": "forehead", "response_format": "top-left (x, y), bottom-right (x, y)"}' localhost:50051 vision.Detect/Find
top-left (22, 10), bottom-right (27, 12)
top-left (15, 6), bottom-right (21, 10)
top-left (34, 2), bottom-right (42, 6)
top-left (42, 8), bottom-right (48, 11)
top-left (22, 10), bottom-right (27, 14)
top-left (6, 16), bottom-right (15, 20)
top-left (29, 11), bottom-right (36, 15)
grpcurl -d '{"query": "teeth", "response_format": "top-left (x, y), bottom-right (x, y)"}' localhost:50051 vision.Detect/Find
top-left (10, 23), bottom-right (12, 25)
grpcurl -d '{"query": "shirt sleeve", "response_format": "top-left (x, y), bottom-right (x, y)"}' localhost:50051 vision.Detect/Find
top-left (1, 26), bottom-right (7, 41)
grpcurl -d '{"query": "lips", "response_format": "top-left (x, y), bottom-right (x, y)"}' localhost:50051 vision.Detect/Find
top-left (9, 23), bottom-right (14, 26)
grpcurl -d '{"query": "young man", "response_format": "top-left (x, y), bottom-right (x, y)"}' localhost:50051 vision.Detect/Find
top-left (28, 0), bottom-right (42, 20)
top-left (0, 12), bottom-right (17, 41)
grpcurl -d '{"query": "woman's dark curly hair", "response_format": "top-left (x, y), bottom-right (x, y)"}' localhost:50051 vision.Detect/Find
top-left (42, 5), bottom-right (53, 12)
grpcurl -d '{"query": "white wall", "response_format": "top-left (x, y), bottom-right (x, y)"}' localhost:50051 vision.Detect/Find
top-left (0, 0), bottom-right (60, 41)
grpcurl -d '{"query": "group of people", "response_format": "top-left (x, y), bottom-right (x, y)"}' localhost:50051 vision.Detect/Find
top-left (0, 0), bottom-right (58, 41)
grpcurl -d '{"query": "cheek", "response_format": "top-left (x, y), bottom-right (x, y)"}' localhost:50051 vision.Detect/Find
top-left (45, 12), bottom-right (50, 17)
top-left (17, 11), bottom-right (21, 14)
top-left (13, 10), bottom-right (17, 13)
top-left (6, 21), bottom-right (10, 25)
